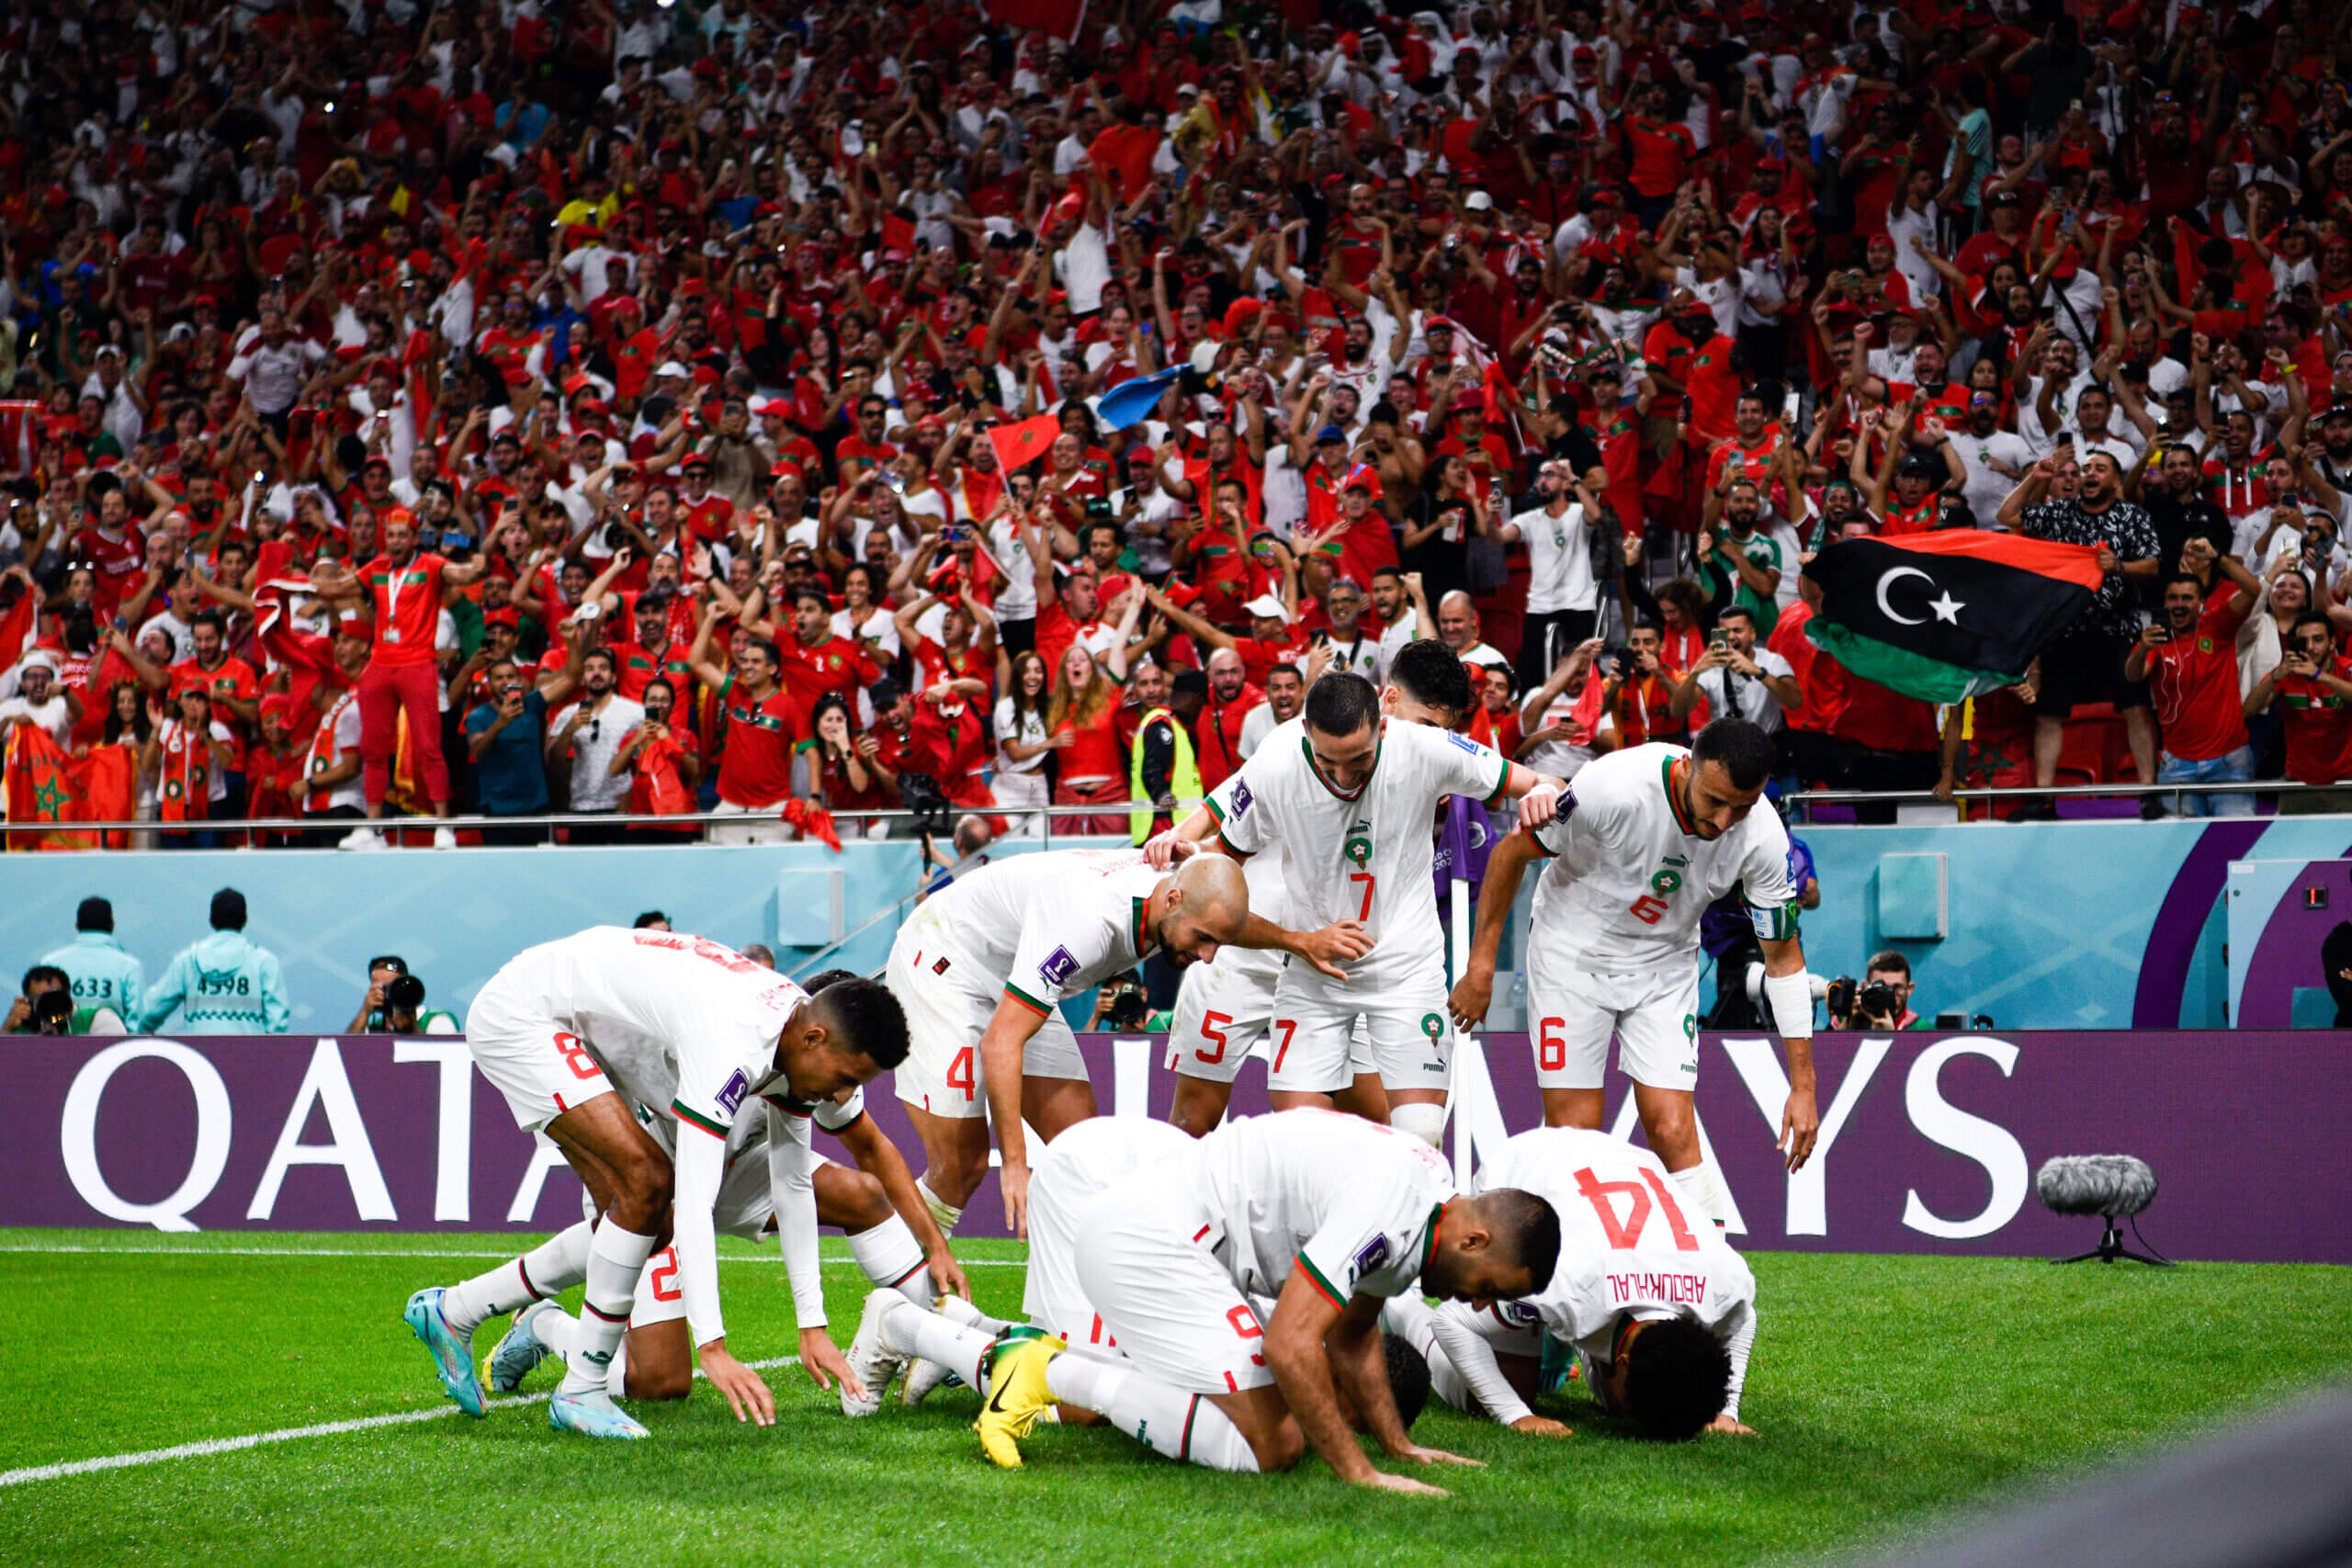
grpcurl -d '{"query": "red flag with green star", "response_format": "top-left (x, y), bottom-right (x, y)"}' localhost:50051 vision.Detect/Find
top-left (4, 721), bottom-right (81, 851)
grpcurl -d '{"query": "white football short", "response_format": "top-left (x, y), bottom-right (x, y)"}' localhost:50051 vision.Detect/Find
top-left (1164, 943), bottom-right (1283, 1083)
top-left (463, 978), bottom-right (615, 1134)
top-left (1265, 961), bottom-right (1453, 1095)
top-left (886, 908), bottom-right (1087, 1120)
top-left (1074, 1188), bottom-right (1274, 1396)
top-left (1525, 951), bottom-right (1701, 1091)
top-left (1023, 1119), bottom-right (1191, 1348)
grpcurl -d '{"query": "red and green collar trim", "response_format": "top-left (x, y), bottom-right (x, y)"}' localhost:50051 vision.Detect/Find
top-left (1301, 733), bottom-right (1381, 801)
top-left (1419, 1201), bottom-right (1445, 1276)
top-left (1661, 754), bottom-right (1700, 837)
top-left (1131, 895), bottom-right (1153, 959)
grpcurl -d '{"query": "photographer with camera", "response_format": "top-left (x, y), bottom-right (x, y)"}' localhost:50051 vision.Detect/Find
top-left (348, 954), bottom-right (460, 1034)
top-left (1826, 952), bottom-right (1928, 1032)
top-left (1669, 604), bottom-right (1802, 736)
top-left (4, 966), bottom-right (78, 1035)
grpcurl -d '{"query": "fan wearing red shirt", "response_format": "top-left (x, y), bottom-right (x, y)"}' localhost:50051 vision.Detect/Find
top-left (775, 589), bottom-right (882, 728)
top-left (325, 507), bottom-right (486, 832)
top-left (1621, 91), bottom-right (1698, 215)
top-left (684, 613), bottom-right (800, 841)
top-left (2130, 565), bottom-right (2260, 809)
top-left (2249, 614), bottom-right (2352, 807)
top-left (167, 609), bottom-right (261, 805)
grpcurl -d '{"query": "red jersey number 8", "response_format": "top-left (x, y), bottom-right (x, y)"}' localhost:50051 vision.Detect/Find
top-left (553, 1032), bottom-right (602, 1081)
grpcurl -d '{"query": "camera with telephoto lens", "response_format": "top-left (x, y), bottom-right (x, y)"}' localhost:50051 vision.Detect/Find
top-left (30, 987), bottom-right (74, 1035)
top-left (603, 521), bottom-right (629, 549)
top-left (1828, 976), bottom-right (1901, 1026)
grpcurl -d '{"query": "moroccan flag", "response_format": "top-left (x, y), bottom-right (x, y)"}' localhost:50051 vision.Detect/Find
top-left (1803, 532), bottom-right (2104, 703)
top-left (988, 412), bottom-right (1062, 477)
top-left (3, 722), bottom-right (81, 850)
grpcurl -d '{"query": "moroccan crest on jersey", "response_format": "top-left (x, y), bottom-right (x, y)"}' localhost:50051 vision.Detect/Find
top-left (1420, 1011), bottom-right (1445, 1041)
top-left (1651, 867), bottom-right (1682, 895)
top-left (1343, 821), bottom-right (1373, 867)
top-left (1039, 945), bottom-right (1080, 987)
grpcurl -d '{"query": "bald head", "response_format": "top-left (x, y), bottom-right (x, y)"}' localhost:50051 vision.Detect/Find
top-left (1154, 853), bottom-right (1250, 969)
top-left (1438, 591), bottom-right (1479, 650)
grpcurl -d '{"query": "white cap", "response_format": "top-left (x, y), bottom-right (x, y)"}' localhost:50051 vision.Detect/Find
top-left (1242, 594), bottom-right (1291, 621)
top-left (1464, 189), bottom-right (1494, 211)
top-left (654, 360), bottom-right (691, 378)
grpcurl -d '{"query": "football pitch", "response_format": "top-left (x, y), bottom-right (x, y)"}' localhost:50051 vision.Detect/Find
top-left (3, 1230), bottom-right (2346, 1568)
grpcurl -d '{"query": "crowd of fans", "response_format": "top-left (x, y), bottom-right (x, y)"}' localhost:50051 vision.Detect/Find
top-left (2, 0), bottom-right (2350, 850)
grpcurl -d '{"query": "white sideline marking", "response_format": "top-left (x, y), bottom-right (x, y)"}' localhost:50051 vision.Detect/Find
top-left (0, 1355), bottom-right (805, 1489)
top-left (0, 1245), bottom-right (1023, 1265)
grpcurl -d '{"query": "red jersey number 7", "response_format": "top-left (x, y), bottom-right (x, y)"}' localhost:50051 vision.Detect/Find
top-left (1350, 871), bottom-right (1374, 922)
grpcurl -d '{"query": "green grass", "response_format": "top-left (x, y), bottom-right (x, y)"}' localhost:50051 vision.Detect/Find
top-left (1, 1228), bottom-right (2346, 1567)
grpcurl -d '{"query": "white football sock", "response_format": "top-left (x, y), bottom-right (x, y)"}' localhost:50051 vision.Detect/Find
top-left (1389, 1100), bottom-right (1448, 1149)
top-left (560, 1222), bottom-right (655, 1395)
top-left (846, 1216), bottom-right (930, 1303)
top-left (915, 1178), bottom-right (963, 1238)
top-left (605, 1337), bottom-right (630, 1399)
top-left (1044, 1355), bottom-right (1259, 1472)
top-left (1670, 1160), bottom-right (1730, 1227)
top-left (441, 1221), bottom-right (593, 1336)
top-left (879, 1302), bottom-right (996, 1393)
top-left (938, 1294), bottom-right (1009, 1335)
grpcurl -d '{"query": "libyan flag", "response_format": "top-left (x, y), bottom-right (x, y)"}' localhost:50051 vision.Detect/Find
top-left (1803, 532), bottom-right (2105, 703)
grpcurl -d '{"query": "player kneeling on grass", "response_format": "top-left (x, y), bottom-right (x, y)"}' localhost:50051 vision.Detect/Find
top-left (453, 974), bottom-right (966, 1416)
top-left (401, 929), bottom-right (907, 1439)
top-left (1385, 1127), bottom-right (1753, 1441)
top-left (967, 1109), bottom-right (1560, 1494)
top-left (840, 1114), bottom-right (1434, 1434)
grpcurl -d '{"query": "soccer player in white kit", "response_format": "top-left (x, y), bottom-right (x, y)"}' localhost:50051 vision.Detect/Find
top-left (1450, 718), bottom-right (1820, 1225)
top-left (1161, 640), bottom-right (1480, 1137)
top-left (1151, 672), bottom-right (1566, 1149)
top-left (1385, 1127), bottom-right (1756, 1441)
top-left (471, 1078), bottom-right (968, 1415)
top-left (401, 926), bottom-right (908, 1438)
top-left (840, 1113), bottom-right (1196, 1415)
top-left (974, 1109), bottom-right (1561, 1494)
top-left (886, 847), bottom-right (1358, 1237)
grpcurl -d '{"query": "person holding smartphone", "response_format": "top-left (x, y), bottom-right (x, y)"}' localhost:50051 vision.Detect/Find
top-left (2246, 613), bottom-right (2352, 815)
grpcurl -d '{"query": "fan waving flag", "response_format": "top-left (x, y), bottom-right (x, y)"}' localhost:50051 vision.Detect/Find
top-left (988, 412), bottom-right (1063, 477)
top-left (4, 721), bottom-right (82, 851)
top-left (1803, 531), bottom-right (2105, 703)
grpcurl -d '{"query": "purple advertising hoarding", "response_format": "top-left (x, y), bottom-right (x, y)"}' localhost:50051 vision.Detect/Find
top-left (4, 1032), bottom-right (2343, 1264)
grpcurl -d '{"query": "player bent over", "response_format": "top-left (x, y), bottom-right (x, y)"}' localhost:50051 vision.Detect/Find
top-left (468, 1077), bottom-right (965, 1414)
top-left (842, 1114), bottom-right (1433, 1431)
top-left (841, 1113), bottom-right (1197, 1416)
top-left (401, 927), bottom-right (907, 1438)
top-left (1159, 640), bottom-right (1482, 1139)
top-left (976, 1109), bottom-right (1560, 1494)
top-left (886, 847), bottom-right (1361, 1238)
top-left (1385, 1127), bottom-right (1755, 1442)
top-left (1451, 718), bottom-right (1820, 1224)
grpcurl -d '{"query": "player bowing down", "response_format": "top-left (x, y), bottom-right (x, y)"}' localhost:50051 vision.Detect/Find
top-left (886, 846), bottom-right (1367, 1239)
top-left (1450, 718), bottom-right (1820, 1225)
top-left (401, 927), bottom-right (908, 1438)
top-left (1385, 1127), bottom-right (1756, 1442)
top-left (975, 1109), bottom-right (1561, 1495)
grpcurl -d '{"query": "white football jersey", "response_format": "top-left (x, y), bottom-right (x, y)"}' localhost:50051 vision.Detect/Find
top-left (1474, 1127), bottom-right (1756, 1414)
top-left (1211, 716), bottom-right (1517, 983)
top-left (491, 926), bottom-right (804, 1140)
top-left (920, 847), bottom-right (1166, 1015)
top-left (1176, 1109), bottom-right (1456, 1303)
top-left (1528, 742), bottom-right (1793, 969)
top-left (1204, 772), bottom-right (1297, 931)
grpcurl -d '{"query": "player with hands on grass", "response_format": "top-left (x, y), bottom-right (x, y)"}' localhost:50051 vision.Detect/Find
top-left (972, 1109), bottom-right (1561, 1494)
top-left (400, 927), bottom-right (907, 1438)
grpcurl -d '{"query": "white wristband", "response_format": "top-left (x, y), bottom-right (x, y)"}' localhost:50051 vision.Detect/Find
top-left (1763, 969), bottom-right (1815, 1039)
